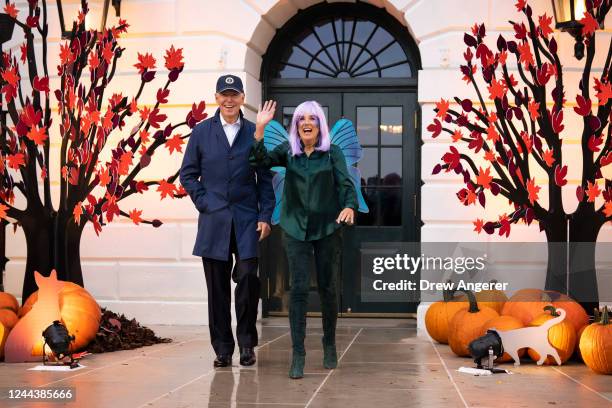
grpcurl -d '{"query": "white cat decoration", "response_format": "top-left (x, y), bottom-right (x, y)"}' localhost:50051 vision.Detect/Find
top-left (468, 306), bottom-right (569, 368)
top-left (492, 308), bottom-right (567, 366)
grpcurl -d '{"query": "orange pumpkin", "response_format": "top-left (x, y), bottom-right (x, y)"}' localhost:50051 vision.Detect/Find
top-left (579, 306), bottom-right (612, 374)
top-left (457, 280), bottom-right (507, 314)
top-left (481, 315), bottom-right (525, 363)
top-left (448, 290), bottom-right (499, 357)
top-left (20, 282), bottom-right (101, 352)
top-left (527, 306), bottom-right (576, 365)
top-left (0, 292), bottom-right (19, 313)
top-left (425, 287), bottom-right (468, 344)
top-left (0, 308), bottom-right (18, 329)
top-left (501, 288), bottom-right (553, 326)
top-left (0, 322), bottom-right (9, 359)
top-left (544, 291), bottom-right (589, 334)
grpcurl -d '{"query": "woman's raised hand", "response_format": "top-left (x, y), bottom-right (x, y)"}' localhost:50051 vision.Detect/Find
top-left (255, 100), bottom-right (276, 141)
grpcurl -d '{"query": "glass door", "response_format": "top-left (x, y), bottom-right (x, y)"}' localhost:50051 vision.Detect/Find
top-left (340, 92), bottom-right (419, 314)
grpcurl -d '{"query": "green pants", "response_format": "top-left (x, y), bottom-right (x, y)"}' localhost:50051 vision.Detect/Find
top-left (283, 228), bottom-right (342, 354)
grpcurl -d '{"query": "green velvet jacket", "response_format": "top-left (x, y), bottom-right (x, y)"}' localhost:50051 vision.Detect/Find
top-left (249, 139), bottom-right (358, 241)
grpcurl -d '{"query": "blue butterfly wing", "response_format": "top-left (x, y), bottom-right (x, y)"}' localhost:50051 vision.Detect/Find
top-left (264, 120), bottom-right (288, 224)
top-left (330, 119), bottom-right (368, 213)
top-left (271, 169), bottom-right (285, 225)
top-left (348, 166), bottom-right (369, 213)
top-left (264, 120), bottom-right (289, 152)
top-left (329, 119), bottom-right (362, 166)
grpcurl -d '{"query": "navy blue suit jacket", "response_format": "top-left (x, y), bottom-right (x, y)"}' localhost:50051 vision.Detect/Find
top-left (180, 109), bottom-right (275, 260)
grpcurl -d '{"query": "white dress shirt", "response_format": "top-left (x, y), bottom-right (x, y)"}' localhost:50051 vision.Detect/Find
top-left (220, 115), bottom-right (241, 147)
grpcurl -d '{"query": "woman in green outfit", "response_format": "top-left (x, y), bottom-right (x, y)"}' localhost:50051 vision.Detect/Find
top-left (250, 100), bottom-right (358, 379)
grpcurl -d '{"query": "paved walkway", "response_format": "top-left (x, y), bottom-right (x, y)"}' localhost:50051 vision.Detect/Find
top-left (0, 318), bottom-right (610, 407)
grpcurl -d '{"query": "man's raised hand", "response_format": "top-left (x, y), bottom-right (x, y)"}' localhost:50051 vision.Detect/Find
top-left (255, 100), bottom-right (276, 141)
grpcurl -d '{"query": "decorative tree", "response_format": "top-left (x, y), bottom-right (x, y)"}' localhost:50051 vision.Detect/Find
top-left (0, 0), bottom-right (207, 301)
top-left (429, 0), bottom-right (611, 307)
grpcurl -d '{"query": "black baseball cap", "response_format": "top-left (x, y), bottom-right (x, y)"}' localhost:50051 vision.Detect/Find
top-left (216, 74), bottom-right (244, 94)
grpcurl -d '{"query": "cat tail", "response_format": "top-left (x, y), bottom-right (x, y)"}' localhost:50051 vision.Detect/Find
top-left (541, 308), bottom-right (566, 329)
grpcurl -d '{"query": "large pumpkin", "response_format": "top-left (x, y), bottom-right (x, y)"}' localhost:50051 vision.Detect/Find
top-left (481, 315), bottom-right (525, 363)
top-left (20, 282), bottom-right (101, 352)
top-left (0, 292), bottom-right (19, 313)
top-left (0, 322), bottom-right (9, 359)
top-left (579, 307), bottom-right (612, 374)
top-left (527, 306), bottom-right (576, 365)
top-left (425, 287), bottom-right (468, 344)
top-left (457, 280), bottom-right (507, 314)
top-left (448, 290), bottom-right (499, 357)
top-left (501, 288), bottom-right (553, 326)
top-left (0, 308), bottom-right (19, 329)
top-left (544, 291), bottom-right (589, 334)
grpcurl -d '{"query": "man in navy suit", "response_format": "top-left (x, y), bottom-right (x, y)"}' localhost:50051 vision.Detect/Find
top-left (180, 75), bottom-right (275, 367)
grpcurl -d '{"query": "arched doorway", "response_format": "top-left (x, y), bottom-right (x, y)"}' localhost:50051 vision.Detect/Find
top-left (260, 2), bottom-right (421, 316)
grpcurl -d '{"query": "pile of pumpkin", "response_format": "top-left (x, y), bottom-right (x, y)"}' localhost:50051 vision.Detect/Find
top-left (0, 284), bottom-right (101, 360)
top-left (425, 286), bottom-right (612, 374)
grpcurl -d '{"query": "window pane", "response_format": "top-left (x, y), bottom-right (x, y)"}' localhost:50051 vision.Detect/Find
top-left (295, 31), bottom-right (319, 54)
top-left (283, 107), bottom-right (295, 128)
top-left (353, 60), bottom-right (379, 77)
top-left (286, 47), bottom-right (311, 68)
top-left (379, 187), bottom-right (402, 226)
top-left (349, 48), bottom-right (369, 73)
top-left (368, 28), bottom-right (393, 54)
top-left (356, 187), bottom-right (379, 226)
top-left (353, 20), bottom-right (376, 46)
top-left (310, 61), bottom-right (335, 77)
top-left (313, 20), bottom-right (335, 46)
top-left (377, 42), bottom-right (405, 67)
top-left (356, 187), bottom-right (402, 226)
top-left (381, 148), bottom-right (402, 180)
top-left (278, 65), bottom-right (306, 78)
top-left (381, 107), bottom-right (403, 145)
top-left (356, 107), bottom-right (378, 145)
top-left (359, 147), bottom-right (378, 186)
top-left (381, 63), bottom-right (412, 78)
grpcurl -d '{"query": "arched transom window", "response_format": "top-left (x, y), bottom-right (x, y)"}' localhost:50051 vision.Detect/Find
top-left (273, 17), bottom-right (414, 79)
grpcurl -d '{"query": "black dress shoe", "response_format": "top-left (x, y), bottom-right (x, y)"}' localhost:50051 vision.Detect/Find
top-left (239, 347), bottom-right (256, 366)
top-left (213, 354), bottom-right (232, 367)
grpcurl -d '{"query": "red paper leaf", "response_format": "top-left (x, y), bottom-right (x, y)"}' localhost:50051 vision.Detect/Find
top-left (157, 179), bottom-right (177, 200)
top-left (134, 53), bottom-right (156, 74)
top-left (554, 164), bottom-right (568, 187)
top-left (147, 108), bottom-right (167, 129)
top-left (574, 95), bottom-right (591, 116)
top-left (156, 88), bottom-right (170, 104)
top-left (551, 108), bottom-right (564, 133)
top-left (33, 76), bottom-right (50, 93)
top-left (164, 45), bottom-right (184, 70)
top-left (165, 134), bottom-right (184, 154)
top-left (427, 119), bottom-right (442, 138)
top-left (580, 12), bottom-right (599, 37)
top-left (3, 3), bottom-right (18, 18)
top-left (588, 134), bottom-right (603, 152)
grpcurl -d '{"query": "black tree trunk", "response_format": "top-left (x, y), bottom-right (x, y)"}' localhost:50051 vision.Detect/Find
top-left (544, 213), bottom-right (569, 294)
top-left (21, 210), bottom-right (85, 303)
top-left (568, 205), bottom-right (605, 315)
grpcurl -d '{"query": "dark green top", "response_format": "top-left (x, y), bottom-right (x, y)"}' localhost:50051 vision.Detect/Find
top-left (249, 140), bottom-right (358, 241)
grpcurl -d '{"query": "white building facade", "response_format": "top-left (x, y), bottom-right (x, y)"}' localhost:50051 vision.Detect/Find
top-left (4, 0), bottom-right (611, 324)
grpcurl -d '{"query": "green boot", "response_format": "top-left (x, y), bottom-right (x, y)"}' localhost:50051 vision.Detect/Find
top-left (289, 352), bottom-right (306, 379)
top-left (323, 341), bottom-right (337, 369)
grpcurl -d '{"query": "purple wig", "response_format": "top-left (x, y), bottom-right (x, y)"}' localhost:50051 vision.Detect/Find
top-left (288, 100), bottom-right (331, 156)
